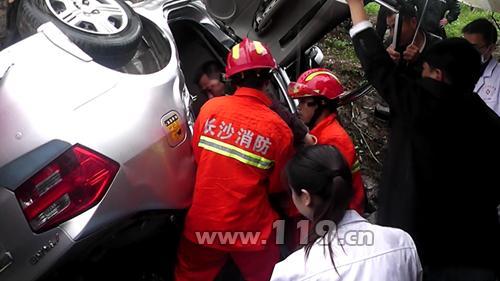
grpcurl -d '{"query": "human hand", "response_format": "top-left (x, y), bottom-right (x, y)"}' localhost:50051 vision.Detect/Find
top-left (403, 44), bottom-right (420, 62)
top-left (386, 45), bottom-right (401, 63)
top-left (439, 18), bottom-right (448, 27)
top-left (303, 134), bottom-right (317, 146)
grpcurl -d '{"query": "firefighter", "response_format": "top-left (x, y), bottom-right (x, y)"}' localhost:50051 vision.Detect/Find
top-left (175, 38), bottom-right (294, 281)
top-left (288, 68), bottom-right (365, 214)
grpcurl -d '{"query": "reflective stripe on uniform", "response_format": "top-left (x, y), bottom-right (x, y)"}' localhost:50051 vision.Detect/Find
top-left (232, 44), bottom-right (240, 60)
top-left (198, 136), bottom-right (274, 169)
top-left (351, 159), bottom-right (361, 173)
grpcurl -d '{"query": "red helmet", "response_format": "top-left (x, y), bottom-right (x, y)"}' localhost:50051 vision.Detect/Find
top-left (288, 68), bottom-right (344, 100)
top-left (225, 38), bottom-right (277, 78)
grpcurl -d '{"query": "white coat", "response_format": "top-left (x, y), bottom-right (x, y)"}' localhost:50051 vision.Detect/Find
top-left (271, 211), bottom-right (422, 281)
top-left (475, 58), bottom-right (500, 116)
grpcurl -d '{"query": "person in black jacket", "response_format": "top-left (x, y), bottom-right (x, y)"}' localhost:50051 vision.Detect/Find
top-left (375, 2), bottom-right (441, 121)
top-left (375, 0), bottom-right (416, 39)
top-left (414, 0), bottom-right (460, 38)
top-left (385, 3), bottom-right (441, 77)
top-left (346, 0), bottom-right (500, 280)
top-left (375, 0), bottom-right (459, 39)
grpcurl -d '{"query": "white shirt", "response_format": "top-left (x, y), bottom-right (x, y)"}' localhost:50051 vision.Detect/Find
top-left (475, 58), bottom-right (500, 116)
top-left (349, 21), bottom-right (373, 38)
top-left (271, 211), bottom-right (422, 281)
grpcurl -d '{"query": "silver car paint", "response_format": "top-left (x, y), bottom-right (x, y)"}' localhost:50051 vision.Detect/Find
top-left (0, 1), bottom-right (204, 279)
top-left (0, 186), bottom-right (74, 281)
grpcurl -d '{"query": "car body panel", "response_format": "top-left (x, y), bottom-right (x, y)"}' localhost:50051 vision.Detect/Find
top-left (0, 0), bottom-right (324, 280)
top-left (0, 186), bottom-right (74, 281)
top-left (0, 7), bottom-right (196, 279)
top-left (204, 0), bottom-right (351, 66)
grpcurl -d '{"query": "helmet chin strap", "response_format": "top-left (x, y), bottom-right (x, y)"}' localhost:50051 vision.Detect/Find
top-left (307, 98), bottom-right (326, 129)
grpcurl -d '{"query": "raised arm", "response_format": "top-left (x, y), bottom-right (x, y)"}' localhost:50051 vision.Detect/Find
top-left (346, 0), bottom-right (418, 114)
top-left (347, 0), bottom-right (368, 25)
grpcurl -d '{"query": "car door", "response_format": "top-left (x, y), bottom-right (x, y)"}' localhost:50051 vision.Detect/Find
top-left (204, 0), bottom-right (351, 67)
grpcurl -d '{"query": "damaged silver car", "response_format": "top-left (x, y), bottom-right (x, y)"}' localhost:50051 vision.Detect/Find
top-left (0, 0), bottom-right (357, 280)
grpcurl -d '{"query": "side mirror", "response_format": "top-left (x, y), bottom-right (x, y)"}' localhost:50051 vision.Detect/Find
top-left (305, 45), bottom-right (324, 67)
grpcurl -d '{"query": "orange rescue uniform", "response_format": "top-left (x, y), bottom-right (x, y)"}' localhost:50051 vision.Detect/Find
top-left (183, 87), bottom-right (294, 250)
top-left (310, 114), bottom-right (365, 214)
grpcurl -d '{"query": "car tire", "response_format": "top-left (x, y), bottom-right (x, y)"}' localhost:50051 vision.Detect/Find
top-left (16, 0), bottom-right (143, 68)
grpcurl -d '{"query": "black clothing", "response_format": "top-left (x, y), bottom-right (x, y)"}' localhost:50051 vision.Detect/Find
top-left (479, 57), bottom-right (492, 77)
top-left (424, 266), bottom-right (497, 281)
top-left (270, 100), bottom-right (308, 147)
top-left (405, 31), bottom-right (441, 77)
top-left (384, 31), bottom-right (442, 78)
top-left (414, 0), bottom-right (460, 38)
top-left (352, 27), bottom-right (500, 271)
top-left (375, 0), bottom-right (459, 39)
top-left (376, 7), bottom-right (390, 39)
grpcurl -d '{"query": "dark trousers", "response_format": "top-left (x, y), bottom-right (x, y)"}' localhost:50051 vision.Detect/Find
top-left (424, 267), bottom-right (498, 281)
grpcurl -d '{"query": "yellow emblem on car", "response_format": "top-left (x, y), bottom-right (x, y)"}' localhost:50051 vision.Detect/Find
top-left (161, 111), bottom-right (185, 147)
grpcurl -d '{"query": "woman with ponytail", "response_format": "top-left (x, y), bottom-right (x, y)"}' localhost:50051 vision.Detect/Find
top-left (271, 145), bottom-right (422, 281)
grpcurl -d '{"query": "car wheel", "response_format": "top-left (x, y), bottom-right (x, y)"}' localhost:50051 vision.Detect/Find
top-left (16, 0), bottom-right (143, 68)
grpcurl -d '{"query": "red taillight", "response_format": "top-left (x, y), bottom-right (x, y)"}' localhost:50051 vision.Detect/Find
top-left (15, 144), bottom-right (119, 233)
